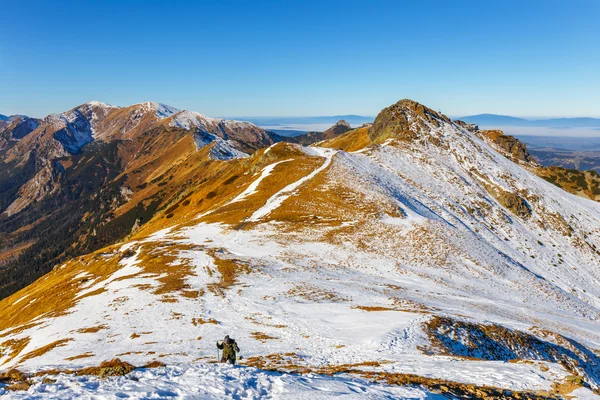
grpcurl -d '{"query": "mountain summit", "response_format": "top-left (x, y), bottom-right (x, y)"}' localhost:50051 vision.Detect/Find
top-left (0, 98), bottom-right (599, 397)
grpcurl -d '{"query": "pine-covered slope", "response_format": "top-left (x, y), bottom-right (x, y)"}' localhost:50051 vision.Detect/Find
top-left (1, 99), bottom-right (600, 398)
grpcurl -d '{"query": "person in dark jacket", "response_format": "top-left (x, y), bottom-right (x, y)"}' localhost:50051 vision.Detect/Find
top-left (217, 335), bottom-right (240, 365)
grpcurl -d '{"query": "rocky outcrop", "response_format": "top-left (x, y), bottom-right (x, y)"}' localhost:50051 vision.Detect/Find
top-left (477, 129), bottom-right (534, 163)
top-left (497, 190), bottom-right (531, 219)
top-left (369, 99), bottom-right (451, 144)
top-left (292, 120), bottom-right (353, 146)
top-left (453, 119), bottom-right (479, 132)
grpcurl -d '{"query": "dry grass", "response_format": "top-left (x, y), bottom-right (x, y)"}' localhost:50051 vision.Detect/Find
top-left (64, 352), bottom-right (95, 361)
top-left (551, 375), bottom-right (585, 395)
top-left (0, 337), bottom-right (31, 363)
top-left (250, 332), bottom-right (278, 342)
top-left (4, 381), bottom-right (32, 391)
top-left (77, 358), bottom-right (136, 377)
top-left (0, 368), bottom-right (26, 382)
top-left (321, 127), bottom-right (372, 152)
top-left (19, 338), bottom-right (72, 363)
top-left (142, 360), bottom-right (166, 369)
top-left (352, 306), bottom-right (396, 312)
top-left (0, 246), bottom-right (124, 342)
top-left (77, 325), bottom-right (107, 334)
top-left (191, 318), bottom-right (218, 326)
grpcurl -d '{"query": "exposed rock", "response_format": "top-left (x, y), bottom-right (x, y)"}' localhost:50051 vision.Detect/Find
top-left (290, 120), bottom-right (353, 146)
top-left (454, 119), bottom-right (479, 132)
top-left (369, 99), bottom-right (451, 143)
top-left (477, 129), bottom-right (534, 163)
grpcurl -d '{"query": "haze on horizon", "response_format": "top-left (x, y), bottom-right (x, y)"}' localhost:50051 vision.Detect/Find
top-left (1, 0), bottom-right (599, 119)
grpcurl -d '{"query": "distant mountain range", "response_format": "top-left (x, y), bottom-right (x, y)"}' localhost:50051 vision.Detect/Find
top-left (459, 113), bottom-right (600, 128)
top-left (234, 115), bottom-right (373, 126)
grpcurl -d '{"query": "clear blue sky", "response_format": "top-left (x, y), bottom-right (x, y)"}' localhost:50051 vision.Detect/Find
top-left (1, 0), bottom-right (599, 118)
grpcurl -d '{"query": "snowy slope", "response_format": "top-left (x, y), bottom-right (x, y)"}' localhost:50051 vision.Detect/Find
top-left (0, 364), bottom-right (444, 399)
top-left (1, 100), bottom-right (600, 398)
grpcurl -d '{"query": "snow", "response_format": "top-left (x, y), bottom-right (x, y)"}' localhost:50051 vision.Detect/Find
top-left (248, 148), bottom-right (336, 221)
top-left (169, 110), bottom-right (219, 130)
top-left (229, 159), bottom-right (293, 204)
top-left (0, 364), bottom-right (443, 399)
top-left (134, 102), bottom-right (180, 119)
top-left (85, 101), bottom-right (118, 109)
top-left (3, 106), bottom-right (600, 397)
top-left (209, 139), bottom-right (249, 160)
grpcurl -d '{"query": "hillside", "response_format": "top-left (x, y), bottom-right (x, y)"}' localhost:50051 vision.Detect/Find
top-left (0, 101), bottom-right (278, 299)
top-left (0, 99), bottom-right (599, 398)
top-left (473, 126), bottom-right (600, 202)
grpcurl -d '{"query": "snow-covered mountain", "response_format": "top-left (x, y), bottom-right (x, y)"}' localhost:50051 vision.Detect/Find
top-left (1, 99), bottom-right (599, 398)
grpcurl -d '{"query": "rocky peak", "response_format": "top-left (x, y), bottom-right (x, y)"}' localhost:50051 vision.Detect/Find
top-left (369, 99), bottom-right (451, 143)
top-left (324, 120), bottom-right (352, 137)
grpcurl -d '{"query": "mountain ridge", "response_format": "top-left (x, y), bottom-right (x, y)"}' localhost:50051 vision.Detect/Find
top-left (1, 98), bottom-right (600, 397)
top-left (460, 113), bottom-right (600, 128)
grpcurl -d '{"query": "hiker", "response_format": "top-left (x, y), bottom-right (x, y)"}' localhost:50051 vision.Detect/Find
top-left (216, 335), bottom-right (240, 365)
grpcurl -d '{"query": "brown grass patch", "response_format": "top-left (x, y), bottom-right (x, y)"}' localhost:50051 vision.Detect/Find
top-left (0, 368), bottom-right (26, 382)
top-left (77, 325), bottom-right (107, 334)
top-left (142, 360), bottom-right (166, 369)
top-left (77, 358), bottom-right (135, 377)
top-left (321, 126), bottom-right (372, 152)
top-left (353, 306), bottom-right (395, 312)
top-left (1, 337), bottom-right (31, 362)
top-left (250, 332), bottom-right (278, 342)
top-left (551, 375), bottom-right (585, 395)
top-left (192, 317), bottom-right (218, 326)
top-left (0, 247), bottom-right (123, 334)
top-left (20, 338), bottom-right (72, 362)
top-left (65, 352), bottom-right (95, 361)
top-left (4, 381), bottom-right (32, 391)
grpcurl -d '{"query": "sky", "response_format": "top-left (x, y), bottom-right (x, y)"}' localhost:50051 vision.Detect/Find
top-left (1, 0), bottom-right (599, 118)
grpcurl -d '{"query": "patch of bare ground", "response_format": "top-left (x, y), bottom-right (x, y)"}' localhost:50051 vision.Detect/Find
top-left (135, 243), bottom-right (198, 296)
top-left (191, 318), bottom-right (218, 326)
top-left (77, 358), bottom-right (136, 377)
top-left (287, 284), bottom-right (348, 303)
top-left (206, 249), bottom-right (252, 292)
top-left (142, 360), bottom-right (166, 368)
top-left (250, 332), bottom-right (278, 342)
